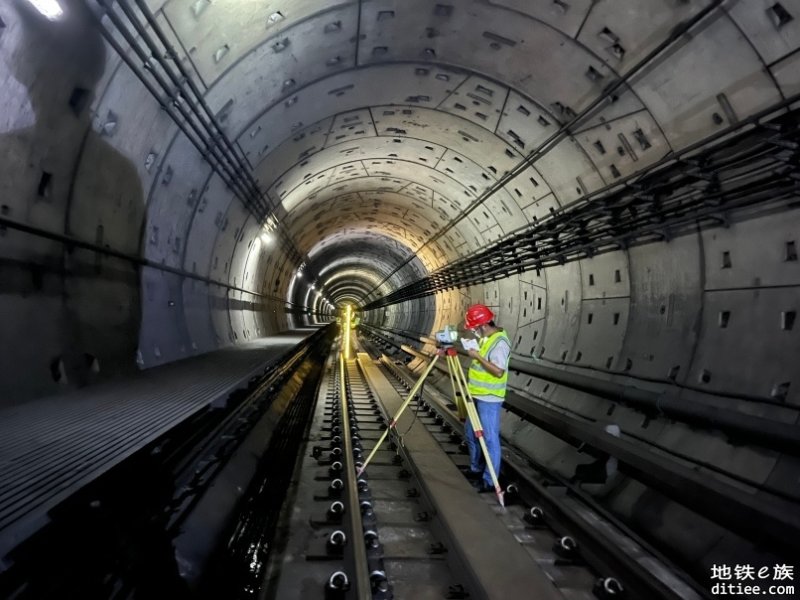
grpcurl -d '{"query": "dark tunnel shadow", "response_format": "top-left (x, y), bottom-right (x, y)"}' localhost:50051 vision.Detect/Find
top-left (0, 0), bottom-right (144, 403)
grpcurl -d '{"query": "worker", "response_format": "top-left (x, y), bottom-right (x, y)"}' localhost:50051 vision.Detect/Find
top-left (463, 304), bottom-right (511, 492)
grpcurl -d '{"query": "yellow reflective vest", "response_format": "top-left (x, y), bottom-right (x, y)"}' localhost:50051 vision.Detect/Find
top-left (467, 330), bottom-right (510, 399)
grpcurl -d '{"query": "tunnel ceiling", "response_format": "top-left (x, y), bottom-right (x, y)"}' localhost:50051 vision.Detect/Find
top-left (6, 0), bottom-right (798, 314)
top-left (172, 0), bottom-right (797, 306)
top-left (303, 234), bottom-right (426, 308)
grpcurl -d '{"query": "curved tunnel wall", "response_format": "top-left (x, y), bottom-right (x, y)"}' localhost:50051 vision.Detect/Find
top-left (1, 0), bottom-right (799, 578)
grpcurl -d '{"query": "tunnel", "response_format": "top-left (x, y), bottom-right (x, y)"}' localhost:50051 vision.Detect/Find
top-left (1, 0), bottom-right (799, 598)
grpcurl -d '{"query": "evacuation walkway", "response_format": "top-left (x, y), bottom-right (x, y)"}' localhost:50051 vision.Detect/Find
top-left (0, 328), bottom-right (320, 560)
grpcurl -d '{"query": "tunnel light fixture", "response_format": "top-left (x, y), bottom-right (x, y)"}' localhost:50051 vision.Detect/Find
top-left (260, 233), bottom-right (273, 244)
top-left (262, 214), bottom-right (279, 233)
top-left (26, 0), bottom-right (63, 19)
top-left (296, 271), bottom-right (303, 278)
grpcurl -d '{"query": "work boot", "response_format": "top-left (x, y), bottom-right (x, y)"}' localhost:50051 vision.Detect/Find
top-left (470, 479), bottom-right (494, 493)
top-left (459, 466), bottom-right (483, 481)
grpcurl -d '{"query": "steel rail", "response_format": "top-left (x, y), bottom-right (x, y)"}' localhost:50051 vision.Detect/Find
top-left (373, 352), bottom-right (707, 600)
top-left (500, 447), bottom-right (708, 600)
top-left (338, 354), bottom-right (372, 600)
top-left (393, 342), bottom-right (800, 553)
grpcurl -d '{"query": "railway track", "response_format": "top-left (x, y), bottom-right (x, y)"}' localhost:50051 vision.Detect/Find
top-left (372, 345), bottom-right (708, 600)
top-left (263, 347), bottom-right (465, 599)
top-left (262, 333), bottom-right (706, 599)
top-left (0, 324), bottom-right (710, 599)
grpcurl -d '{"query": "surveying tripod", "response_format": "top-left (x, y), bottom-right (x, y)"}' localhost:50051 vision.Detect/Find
top-left (357, 344), bottom-right (505, 507)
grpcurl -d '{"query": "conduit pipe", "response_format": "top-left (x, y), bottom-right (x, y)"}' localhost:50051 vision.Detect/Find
top-left (361, 0), bottom-right (727, 302)
top-left (398, 342), bottom-right (800, 454)
top-left (391, 344), bottom-right (800, 553)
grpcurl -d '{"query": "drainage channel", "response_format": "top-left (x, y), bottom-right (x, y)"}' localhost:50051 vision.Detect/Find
top-left (375, 352), bottom-right (708, 600)
top-left (260, 352), bottom-right (462, 600)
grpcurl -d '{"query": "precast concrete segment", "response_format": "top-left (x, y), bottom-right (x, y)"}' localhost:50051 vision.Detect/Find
top-left (501, 392), bottom-right (800, 554)
top-left (395, 341), bottom-right (800, 555)
top-left (402, 340), bottom-right (800, 453)
top-left (0, 330), bottom-right (317, 560)
top-left (356, 353), bottom-right (563, 600)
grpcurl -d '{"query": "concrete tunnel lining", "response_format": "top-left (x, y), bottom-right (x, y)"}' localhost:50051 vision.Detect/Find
top-left (1, 0), bottom-right (799, 592)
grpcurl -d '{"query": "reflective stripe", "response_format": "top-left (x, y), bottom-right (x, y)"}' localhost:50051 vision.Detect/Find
top-left (468, 330), bottom-right (509, 399)
top-left (471, 380), bottom-right (505, 390)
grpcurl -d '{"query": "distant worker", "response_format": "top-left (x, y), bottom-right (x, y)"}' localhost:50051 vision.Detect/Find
top-left (463, 304), bottom-right (511, 492)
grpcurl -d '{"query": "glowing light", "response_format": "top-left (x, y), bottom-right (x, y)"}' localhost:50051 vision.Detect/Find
top-left (26, 0), bottom-right (63, 19)
top-left (343, 304), bottom-right (352, 360)
top-left (296, 271), bottom-right (302, 279)
top-left (260, 233), bottom-right (273, 244)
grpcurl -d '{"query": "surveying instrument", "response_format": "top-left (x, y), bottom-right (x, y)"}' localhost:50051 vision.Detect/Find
top-left (357, 325), bottom-right (506, 507)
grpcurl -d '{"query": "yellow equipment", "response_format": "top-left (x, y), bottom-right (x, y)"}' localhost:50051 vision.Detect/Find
top-left (356, 345), bottom-right (505, 507)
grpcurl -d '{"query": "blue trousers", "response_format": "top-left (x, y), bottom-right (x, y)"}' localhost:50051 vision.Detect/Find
top-left (465, 400), bottom-right (502, 486)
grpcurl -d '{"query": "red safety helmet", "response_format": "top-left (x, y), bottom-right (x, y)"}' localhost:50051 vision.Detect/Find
top-left (464, 304), bottom-right (494, 329)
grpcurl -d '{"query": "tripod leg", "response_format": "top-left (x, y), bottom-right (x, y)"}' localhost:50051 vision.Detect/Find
top-left (448, 356), bottom-right (477, 466)
top-left (357, 354), bottom-right (440, 476)
top-left (451, 357), bottom-right (505, 507)
top-left (446, 357), bottom-right (466, 421)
